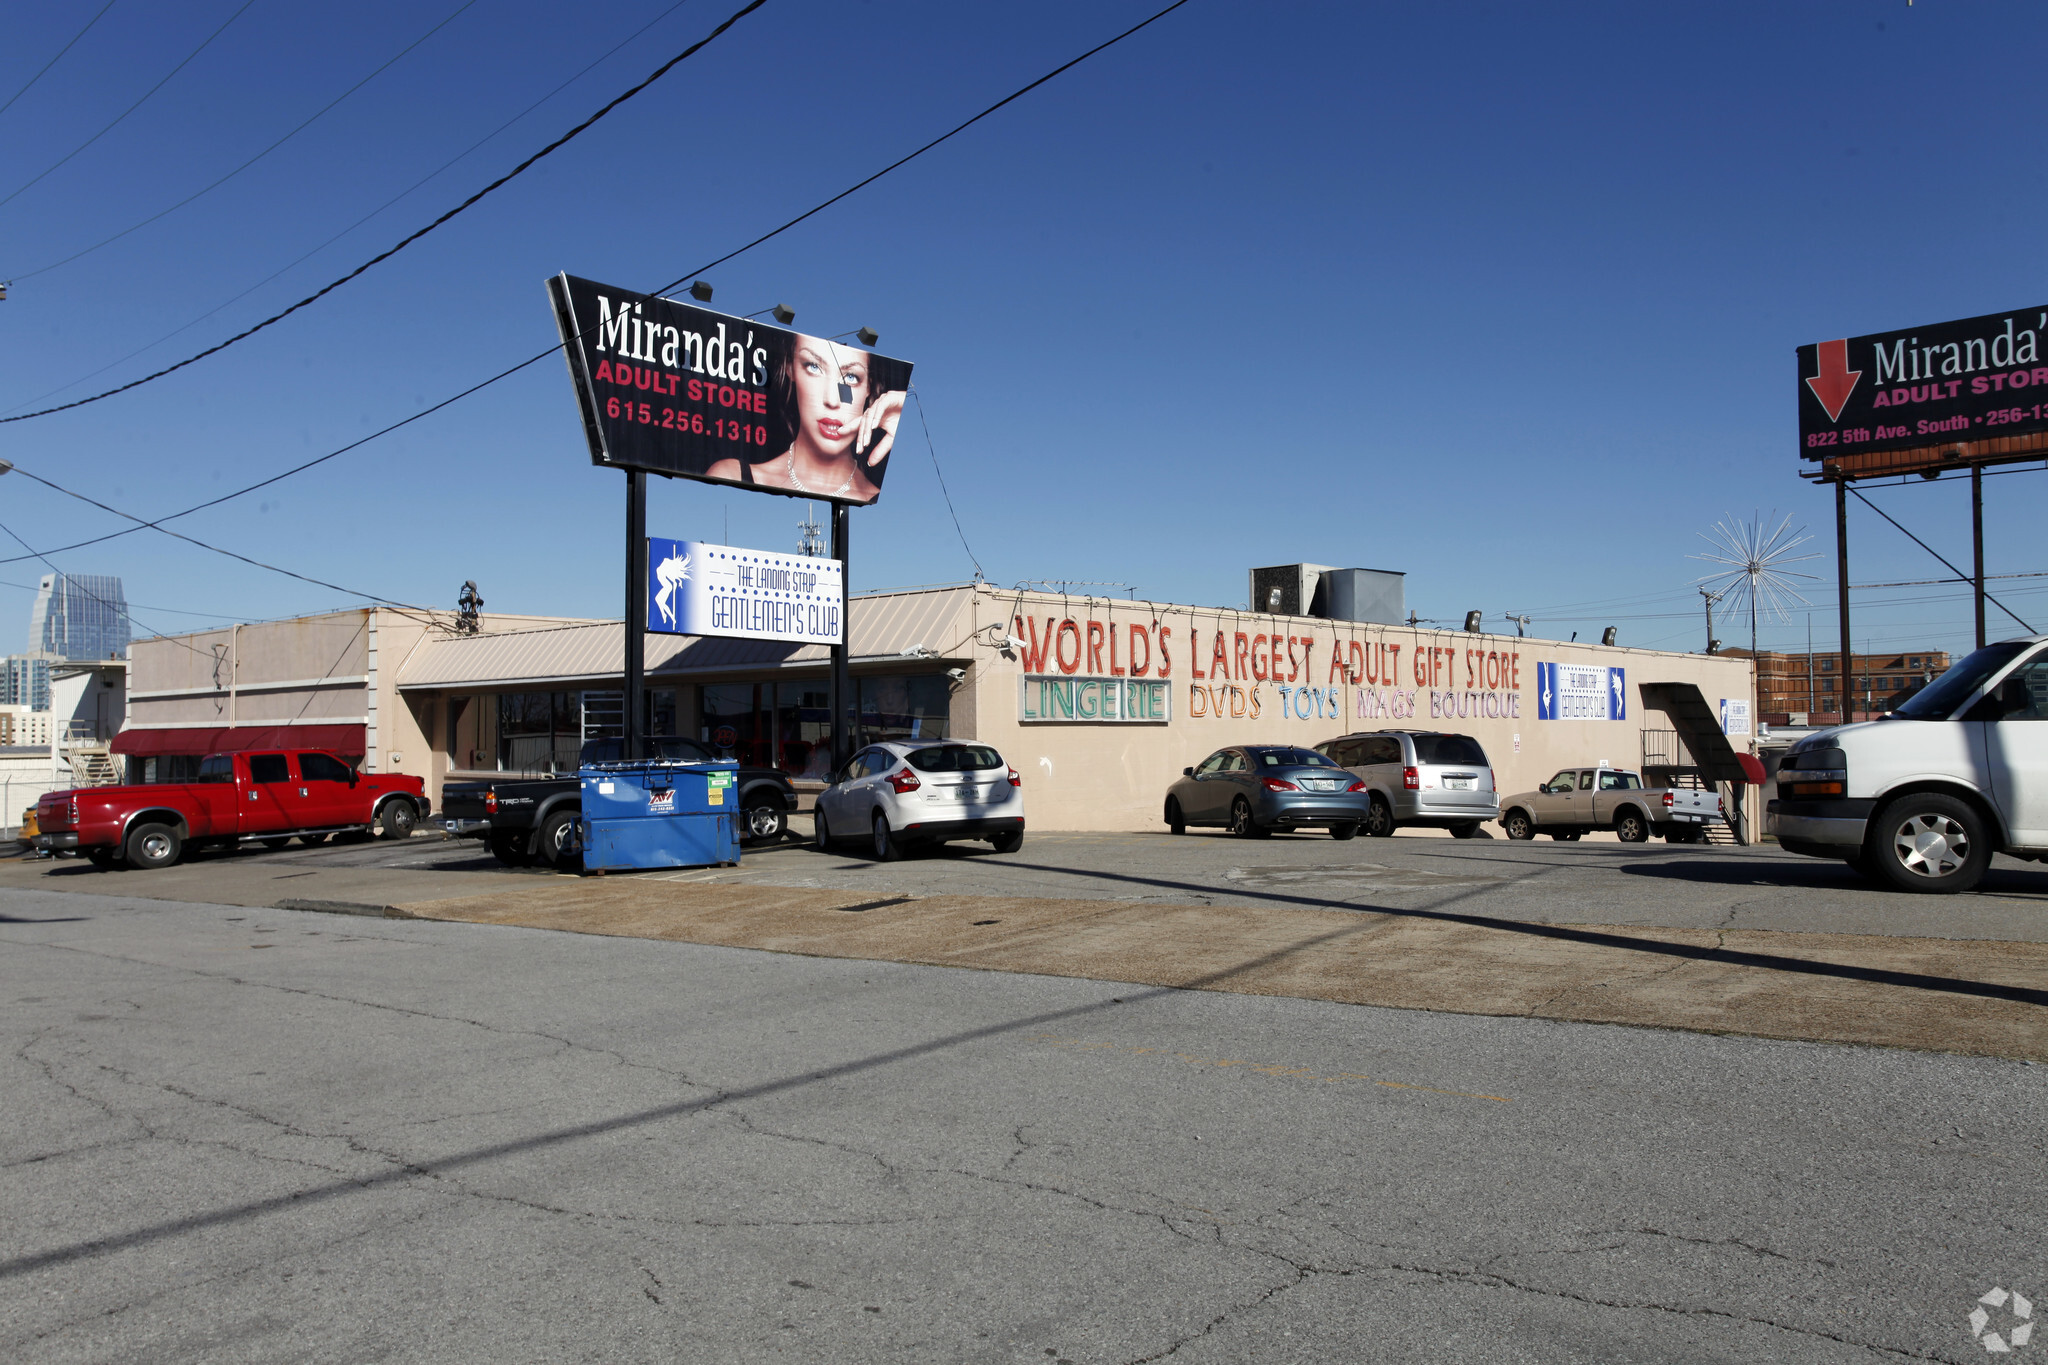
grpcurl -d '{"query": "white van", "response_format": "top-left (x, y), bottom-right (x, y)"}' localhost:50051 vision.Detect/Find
top-left (1768, 636), bottom-right (2048, 892)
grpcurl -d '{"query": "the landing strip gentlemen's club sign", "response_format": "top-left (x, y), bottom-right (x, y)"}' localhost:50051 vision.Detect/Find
top-left (1009, 613), bottom-right (1530, 724)
top-left (1799, 304), bottom-right (2048, 459)
top-left (648, 539), bottom-right (843, 645)
top-left (548, 273), bottom-right (915, 506)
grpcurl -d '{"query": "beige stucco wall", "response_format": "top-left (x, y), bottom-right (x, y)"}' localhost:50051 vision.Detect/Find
top-left (959, 590), bottom-right (1758, 834)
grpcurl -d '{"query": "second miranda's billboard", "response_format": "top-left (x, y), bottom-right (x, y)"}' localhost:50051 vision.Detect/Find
top-left (549, 273), bottom-right (914, 505)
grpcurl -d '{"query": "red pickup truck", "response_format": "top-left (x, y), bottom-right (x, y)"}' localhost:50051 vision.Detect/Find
top-left (32, 749), bottom-right (429, 870)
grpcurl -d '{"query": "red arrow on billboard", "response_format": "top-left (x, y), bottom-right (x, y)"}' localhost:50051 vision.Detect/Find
top-left (1805, 338), bottom-right (1861, 422)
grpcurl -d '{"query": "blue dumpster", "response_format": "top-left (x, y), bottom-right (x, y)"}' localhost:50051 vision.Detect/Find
top-left (579, 759), bottom-right (740, 872)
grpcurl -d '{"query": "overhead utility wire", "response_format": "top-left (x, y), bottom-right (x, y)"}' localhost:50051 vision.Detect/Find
top-left (0, 0), bottom-right (1197, 581)
top-left (0, 0), bottom-right (120, 120)
top-left (0, 0), bottom-right (773, 425)
top-left (3, 0), bottom-right (701, 416)
top-left (1846, 485), bottom-right (2036, 632)
top-left (0, 515), bottom-right (223, 661)
top-left (0, 464), bottom-right (429, 613)
top-left (8, 0), bottom-right (482, 271)
top-left (0, 0), bottom-right (260, 211)
top-left (908, 387), bottom-right (983, 581)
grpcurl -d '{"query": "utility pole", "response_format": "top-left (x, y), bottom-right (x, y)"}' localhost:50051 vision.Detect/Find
top-left (1699, 586), bottom-right (1723, 654)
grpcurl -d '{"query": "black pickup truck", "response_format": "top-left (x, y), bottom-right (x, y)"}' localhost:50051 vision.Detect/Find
top-left (442, 737), bottom-right (799, 869)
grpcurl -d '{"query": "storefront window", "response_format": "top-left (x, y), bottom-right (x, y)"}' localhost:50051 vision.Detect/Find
top-left (647, 688), bottom-right (678, 738)
top-left (497, 691), bottom-right (579, 773)
top-left (858, 675), bottom-right (950, 750)
top-left (701, 684), bottom-right (774, 769)
top-left (697, 678), bottom-right (947, 778)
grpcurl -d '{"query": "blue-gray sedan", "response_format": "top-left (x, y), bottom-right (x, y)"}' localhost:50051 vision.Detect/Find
top-left (1164, 745), bottom-right (1370, 839)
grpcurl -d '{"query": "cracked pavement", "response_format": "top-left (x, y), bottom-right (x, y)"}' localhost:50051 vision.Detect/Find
top-left (3, 885), bottom-right (2043, 1362)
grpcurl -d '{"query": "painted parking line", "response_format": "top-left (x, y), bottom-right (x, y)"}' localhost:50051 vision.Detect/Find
top-left (1034, 1034), bottom-right (1512, 1103)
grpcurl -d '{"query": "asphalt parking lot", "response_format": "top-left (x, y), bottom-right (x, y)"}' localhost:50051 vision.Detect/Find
top-left (38, 820), bottom-right (2044, 943)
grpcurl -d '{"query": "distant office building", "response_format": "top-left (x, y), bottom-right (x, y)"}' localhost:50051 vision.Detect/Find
top-left (1724, 647), bottom-right (1953, 722)
top-left (28, 573), bottom-right (129, 661)
top-left (1, 653), bottom-right (55, 711)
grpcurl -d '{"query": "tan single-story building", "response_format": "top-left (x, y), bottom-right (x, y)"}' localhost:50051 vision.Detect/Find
top-left (117, 584), bottom-right (1760, 835)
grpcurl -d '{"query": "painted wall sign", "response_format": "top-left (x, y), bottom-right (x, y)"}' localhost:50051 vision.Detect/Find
top-left (1536, 663), bottom-right (1627, 721)
top-left (1799, 304), bottom-right (2048, 459)
top-left (549, 273), bottom-right (914, 505)
top-left (647, 538), bottom-right (842, 644)
top-left (1020, 675), bottom-right (1170, 723)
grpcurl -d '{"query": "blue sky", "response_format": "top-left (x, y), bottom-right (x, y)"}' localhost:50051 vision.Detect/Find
top-left (2, 0), bottom-right (2044, 662)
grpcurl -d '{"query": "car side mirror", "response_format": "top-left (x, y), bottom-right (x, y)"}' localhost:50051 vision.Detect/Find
top-left (1183, 767), bottom-right (1194, 777)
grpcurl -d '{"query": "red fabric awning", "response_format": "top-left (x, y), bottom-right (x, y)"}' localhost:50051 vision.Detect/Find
top-left (110, 724), bottom-right (366, 758)
top-left (1736, 752), bottom-right (1768, 786)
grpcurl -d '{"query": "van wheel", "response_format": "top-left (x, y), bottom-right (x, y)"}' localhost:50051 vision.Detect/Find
top-left (813, 811), bottom-right (832, 851)
top-left (1165, 798), bottom-right (1186, 836)
top-left (1868, 793), bottom-right (1990, 894)
top-left (377, 800), bottom-right (418, 841)
top-left (1615, 811), bottom-right (1650, 843)
top-left (1448, 821), bottom-right (1482, 839)
top-left (125, 822), bottom-right (182, 871)
top-left (1502, 810), bottom-right (1533, 841)
top-left (1363, 796), bottom-right (1394, 838)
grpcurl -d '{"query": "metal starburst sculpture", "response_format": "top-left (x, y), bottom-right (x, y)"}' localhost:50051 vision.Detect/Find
top-left (1691, 512), bottom-right (1822, 658)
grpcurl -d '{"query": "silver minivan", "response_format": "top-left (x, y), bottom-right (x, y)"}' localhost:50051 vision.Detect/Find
top-left (1314, 729), bottom-right (1498, 838)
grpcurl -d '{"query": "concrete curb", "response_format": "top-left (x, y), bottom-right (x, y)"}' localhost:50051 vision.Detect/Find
top-left (275, 898), bottom-right (414, 919)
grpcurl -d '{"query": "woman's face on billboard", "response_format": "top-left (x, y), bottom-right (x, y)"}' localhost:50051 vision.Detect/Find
top-left (791, 338), bottom-right (869, 456)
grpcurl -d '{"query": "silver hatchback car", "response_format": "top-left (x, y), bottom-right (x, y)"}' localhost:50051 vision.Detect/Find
top-left (813, 739), bottom-right (1024, 860)
top-left (1314, 729), bottom-right (1498, 838)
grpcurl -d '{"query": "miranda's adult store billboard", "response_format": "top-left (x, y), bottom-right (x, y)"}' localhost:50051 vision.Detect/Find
top-left (646, 539), bottom-right (842, 645)
top-left (549, 273), bottom-right (914, 505)
top-left (1799, 304), bottom-right (2048, 459)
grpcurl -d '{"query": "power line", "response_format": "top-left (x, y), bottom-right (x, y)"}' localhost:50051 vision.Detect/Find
top-left (7, 0), bottom-right (483, 276)
top-left (0, 0), bottom-right (260, 212)
top-left (0, 516), bottom-right (217, 661)
top-left (1, 0), bottom-right (1198, 588)
top-left (0, 0), bottom-right (773, 425)
top-left (3, 0), bottom-right (701, 417)
top-left (908, 387), bottom-right (983, 581)
top-left (0, 0), bottom-right (120, 120)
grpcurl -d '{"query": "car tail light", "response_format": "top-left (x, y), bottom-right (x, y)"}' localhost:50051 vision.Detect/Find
top-left (67, 796), bottom-right (78, 824)
top-left (1007, 767), bottom-right (1021, 787)
top-left (888, 768), bottom-right (921, 794)
top-left (485, 789), bottom-right (497, 813)
top-left (1661, 791), bottom-right (1675, 808)
top-left (1346, 779), bottom-right (1367, 793)
top-left (1261, 777), bottom-right (1299, 792)
top-left (1402, 767), bottom-right (1420, 790)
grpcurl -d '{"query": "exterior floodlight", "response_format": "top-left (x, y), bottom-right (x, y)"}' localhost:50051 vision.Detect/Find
top-left (1601, 627), bottom-right (1618, 646)
top-left (946, 667), bottom-right (966, 682)
top-left (0, 282), bottom-right (9, 302)
top-left (1463, 611), bottom-right (1483, 633)
top-left (856, 327), bottom-right (878, 346)
top-left (772, 304), bottom-right (795, 325)
top-left (0, 459), bottom-right (12, 475)
top-left (901, 644), bottom-right (936, 659)
top-left (689, 281), bottom-right (713, 302)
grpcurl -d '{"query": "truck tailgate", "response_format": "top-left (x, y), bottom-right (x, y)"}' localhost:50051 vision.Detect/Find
top-left (1663, 789), bottom-right (1721, 818)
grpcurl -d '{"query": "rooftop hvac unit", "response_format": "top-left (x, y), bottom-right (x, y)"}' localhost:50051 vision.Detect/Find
top-left (1249, 564), bottom-right (1335, 617)
top-left (1249, 565), bottom-right (1405, 625)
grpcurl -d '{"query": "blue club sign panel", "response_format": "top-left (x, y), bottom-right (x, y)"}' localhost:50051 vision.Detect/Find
top-left (1535, 662), bottom-right (1627, 721)
top-left (646, 539), bottom-right (842, 645)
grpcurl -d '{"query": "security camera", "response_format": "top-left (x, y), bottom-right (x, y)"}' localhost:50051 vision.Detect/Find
top-left (946, 667), bottom-right (966, 682)
top-left (1004, 634), bottom-right (1026, 652)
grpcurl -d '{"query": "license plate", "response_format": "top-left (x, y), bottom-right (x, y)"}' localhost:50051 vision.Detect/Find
top-left (1301, 779), bottom-right (1342, 792)
top-left (1445, 778), bottom-right (1474, 790)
